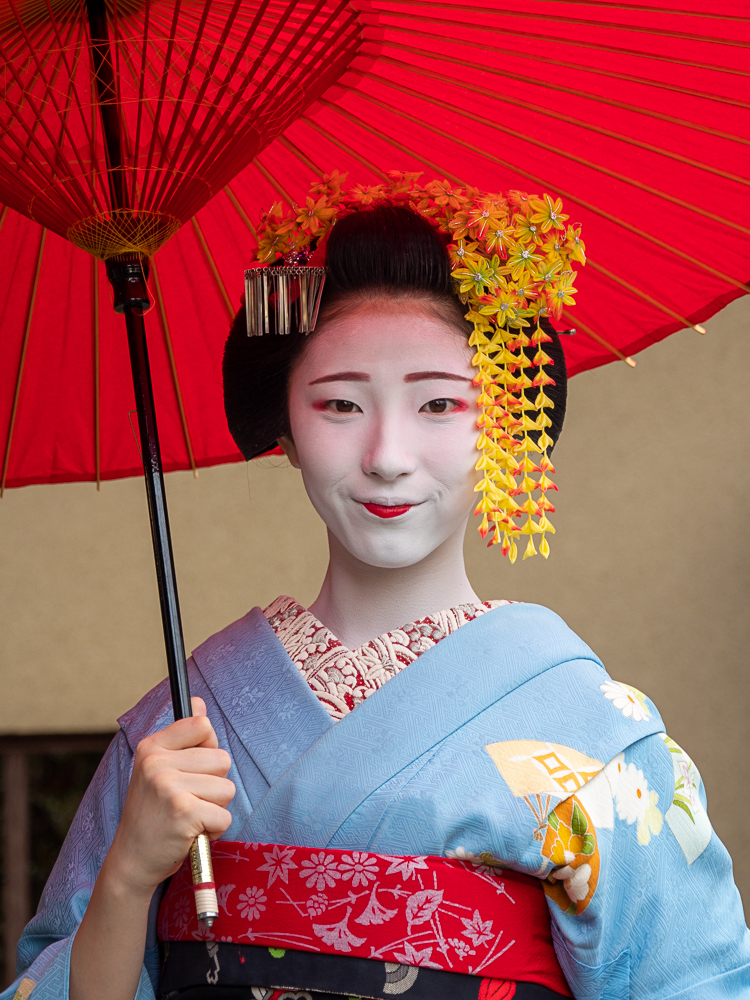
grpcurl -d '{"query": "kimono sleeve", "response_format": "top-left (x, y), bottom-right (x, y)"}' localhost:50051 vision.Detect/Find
top-left (546, 731), bottom-right (750, 999)
top-left (0, 730), bottom-right (161, 1000)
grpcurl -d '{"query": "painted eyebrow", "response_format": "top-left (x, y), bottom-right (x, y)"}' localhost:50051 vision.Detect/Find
top-left (404, 371), bottom-right (473, 383)
top-left (308, 371), bottom-right (371, 385)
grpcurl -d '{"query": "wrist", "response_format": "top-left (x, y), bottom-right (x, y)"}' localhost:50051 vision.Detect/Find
top-left (100, 840), bottom-right (163, 903)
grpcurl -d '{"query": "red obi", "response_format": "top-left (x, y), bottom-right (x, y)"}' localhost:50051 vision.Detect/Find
top-left (158, 841), bottom-right (571, 997)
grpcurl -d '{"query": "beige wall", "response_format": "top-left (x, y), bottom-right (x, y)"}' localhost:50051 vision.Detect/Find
top-left (1, 296), bottom-right (748, 909)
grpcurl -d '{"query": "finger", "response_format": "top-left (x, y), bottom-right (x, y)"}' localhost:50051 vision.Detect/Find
top-left (175, 775), bottom-right (236, 809)
top-left (170, 747), bottom-right (232, 777)
top-left (141, 746), bottom-right (231, 781)
top-left (173, 797), bottom-right (234, 840)
top-left (190, 699), bottom-right (219, 749)
top-left (201, 805), bottom-right (234, 839)
top-left (144, 715), bottom-right (218, 753)
top-left (151, 770), bottom-right (235, 814)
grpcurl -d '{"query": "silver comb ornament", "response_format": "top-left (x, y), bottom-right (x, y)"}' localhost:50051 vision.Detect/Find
top-left (244, 266), bottom-right (327, 336)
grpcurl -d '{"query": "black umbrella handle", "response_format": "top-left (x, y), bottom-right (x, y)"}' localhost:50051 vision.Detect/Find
top-left (124, 306), bottom-right (192, 718)
top-left (107, 256), bottom-right (218, 927)
top-left (113, 269), bottom-right (192, 719)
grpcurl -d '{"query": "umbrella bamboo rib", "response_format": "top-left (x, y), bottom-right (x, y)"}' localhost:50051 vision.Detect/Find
top-left (42, 6), bottom-right (102, 196)
top-left (149, 0), bottom-right (275, 203)
top-left (1, 229), bottom-right (46, 498)
top-left (337, 92), bottom-right (750, 296)
top-left (317, 90), bottom-right (708, 341)
top-left (276, 135), bottom-right (326, 178)
top-left (382, 46), bottom-right (750, 186)
top-left (254, 158), bottom-right (296, 209)
top-left (561, 308), bottom-right (637, 366)
top-left (316, 98), bottom-right (735, 334)
top-left (93, 257), bottom-right (101, 491)
top-left (587, 258), bottom-right (706, 333)
top-left (223, 185), bottom-right (258, 237)
top-left (0, 62), bottom-right (91, 223)
top-left (297, 117), bottom-right (390, 179)
top-left (539, 0), bottom-right (748, 21)
top-left (386, 25), bottom-right (750, 109)
top-left (150, 258), bottom-right (198, 478)
top-left (377, 46), bottom-right (749, 149)
top-left (0, 19), bottom-right (101, 213)
top-left (314, 98), bottom-right (468, 186)
top-left (189, 217), bottom-right (234, 319)
top-left (379, 10), bottom-right (750, 78)
top-left (373, 59), bottom-right (750, 233)
top-left (14, 16), bottom-right (80, 186)
top-left (388, 1), bottom-right (750, 47)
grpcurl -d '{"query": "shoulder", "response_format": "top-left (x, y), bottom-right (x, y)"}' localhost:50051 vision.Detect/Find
top-left (115, 607), bottom-right (279, 752)
top-left (475, 602), bottom-right (655, 715)
top-left (464, 600), bottom-right (605, 669)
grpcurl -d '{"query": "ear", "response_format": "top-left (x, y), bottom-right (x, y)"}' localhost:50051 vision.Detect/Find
top-left (277, 435), bottom-right (301, 469)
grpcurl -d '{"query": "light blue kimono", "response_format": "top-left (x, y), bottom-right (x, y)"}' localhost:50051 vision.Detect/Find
top-left (5, 604), bottom-right (749, 1000)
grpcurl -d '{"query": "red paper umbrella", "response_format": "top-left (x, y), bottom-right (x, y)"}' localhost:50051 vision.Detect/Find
top-left (3, 1), bottom-right (749, 492)
top-left (0, 0), bottom-right (371, 923)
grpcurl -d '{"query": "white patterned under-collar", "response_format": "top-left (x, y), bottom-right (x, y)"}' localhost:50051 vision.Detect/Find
top-left (263, 596), bottom-right (509, 721)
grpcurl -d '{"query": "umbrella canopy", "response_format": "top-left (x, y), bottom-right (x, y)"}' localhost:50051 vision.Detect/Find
top-left (0, 0), bottom-right (365, 252)
top-left (2, 0), bottom-right (749, 491)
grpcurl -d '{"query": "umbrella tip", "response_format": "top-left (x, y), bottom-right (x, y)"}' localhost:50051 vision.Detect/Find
top-left (193, 469), bottom-right (199, 479)
top-left (695, 324), bottom-right (707, 335)
top-left (625, 356), bottom-right (636, 368)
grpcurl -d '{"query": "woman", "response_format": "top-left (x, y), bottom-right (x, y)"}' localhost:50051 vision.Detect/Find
top-left (6, 176), bottom-right (749, 1000)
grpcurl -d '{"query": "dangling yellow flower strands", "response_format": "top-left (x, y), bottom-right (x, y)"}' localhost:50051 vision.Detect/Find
top-left (251, 172), bottom-right (586, 562)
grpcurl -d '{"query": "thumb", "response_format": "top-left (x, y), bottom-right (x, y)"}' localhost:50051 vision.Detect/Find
top-left (191, 696), bottom-right (208, 718)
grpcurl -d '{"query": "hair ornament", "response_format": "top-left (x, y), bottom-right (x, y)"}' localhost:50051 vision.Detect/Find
top-left (246, 171), bottom-right (585, 562)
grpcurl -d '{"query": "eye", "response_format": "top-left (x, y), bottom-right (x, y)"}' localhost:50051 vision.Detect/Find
top-left (323, 399), bottom-right (361, 413)
top-left (420, 398), bottom-right (459, 414)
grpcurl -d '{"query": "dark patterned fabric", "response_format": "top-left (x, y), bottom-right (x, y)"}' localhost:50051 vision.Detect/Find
top-left (158, 941), bottom-right (566, 1000)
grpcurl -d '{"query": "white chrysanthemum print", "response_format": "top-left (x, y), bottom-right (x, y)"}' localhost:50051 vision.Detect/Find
top-left (600, 680), bottom-right (650, 721)
top-left (614, 762), bottom-right (663, 845)
top-left (299, 852), bottom-right (341, 891)
top-left (237, 885), bottom-right (267, 921)
top-left (338, 852), bottom-right (379, 887)
top-left (614, 762), bottom-right (650, 824)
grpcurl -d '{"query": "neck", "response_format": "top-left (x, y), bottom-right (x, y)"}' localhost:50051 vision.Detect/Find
top-left (309, 522), bottom-right (479, 649)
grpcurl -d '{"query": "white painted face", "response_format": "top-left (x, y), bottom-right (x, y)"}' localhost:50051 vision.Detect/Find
top-left (281, 296), bottom-right (480, 569)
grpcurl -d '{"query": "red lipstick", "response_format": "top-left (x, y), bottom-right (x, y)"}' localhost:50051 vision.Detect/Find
top-left (362, 503), bottom-right (413, 519)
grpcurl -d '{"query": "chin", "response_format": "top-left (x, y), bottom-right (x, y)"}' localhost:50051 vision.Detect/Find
top-left (349, 547), bottom-right (434, 570)
top-left (338, 526), bottom-right (445, 570)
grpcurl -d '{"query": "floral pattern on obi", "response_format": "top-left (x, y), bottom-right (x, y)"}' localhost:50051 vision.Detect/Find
top-left (263, 596), bottom-right (509, 720)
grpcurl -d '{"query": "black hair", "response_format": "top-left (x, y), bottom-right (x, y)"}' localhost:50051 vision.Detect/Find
top-left (223, 204), bottom-right (567, 459)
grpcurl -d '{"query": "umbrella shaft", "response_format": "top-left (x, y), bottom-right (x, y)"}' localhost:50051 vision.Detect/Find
top-left (124, 305), bottom-right (192, 721)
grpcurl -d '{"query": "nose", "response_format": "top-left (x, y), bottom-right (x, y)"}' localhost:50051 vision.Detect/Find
top-left (361, 412), bottom-right (417, 482)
